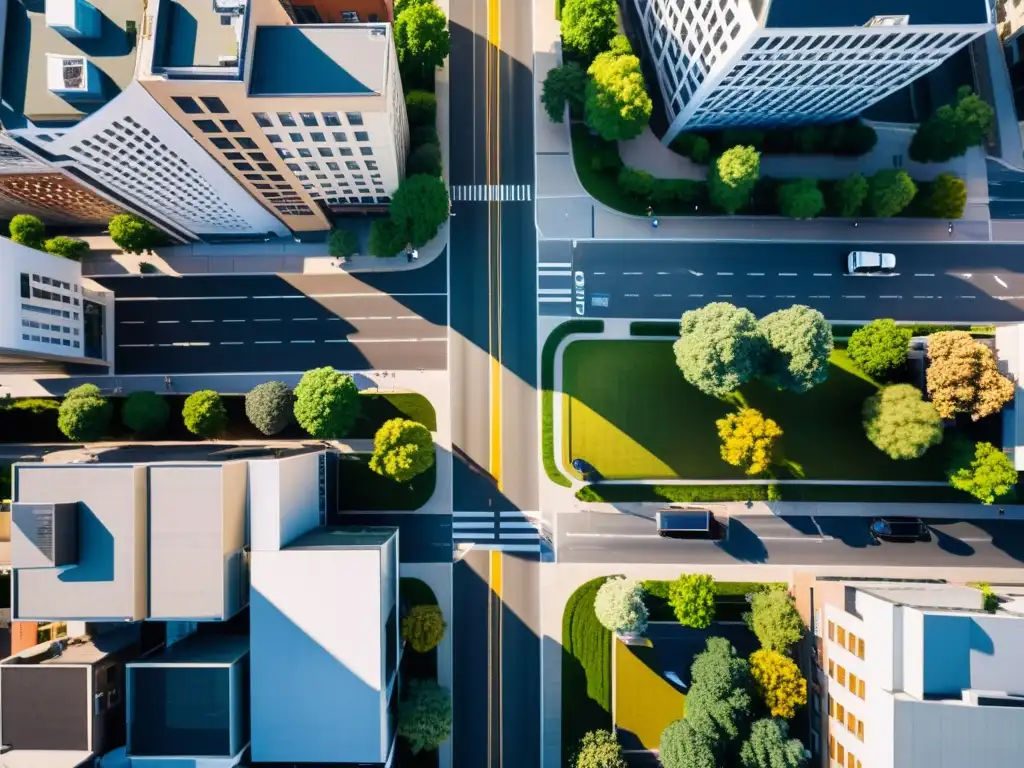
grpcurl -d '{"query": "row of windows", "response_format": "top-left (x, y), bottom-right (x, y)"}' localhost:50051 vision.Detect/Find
top-left (267, 130), bottom-right (372, 145)
top-left (253, 111), bottom-right (363, 128)
top-left (827, 621), bottom-right (866, 659)
top-left (827, 659), bottom-right (866, 699)
top-left (828, 695), bottom-right (864, 741)
top-left (22, 319), bottom-right (77, 336)
top-left (828, 735), bottom-right (862, 768)
top-left (21, 273), bottom-right (76, 295)
top-left (22, 303), bottom-right (77, 320)
top-left (750, 30), bottom-right (972, 53)
top-left (22, 333), bottom-right (79, 349)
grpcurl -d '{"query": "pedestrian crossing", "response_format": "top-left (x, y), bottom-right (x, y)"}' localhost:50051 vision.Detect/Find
top-left (452, 510), bottom-right (544, 553)
top-left (537, 261), bottom-right (574, 306)
top-left (450, 184), bottom-right (533, 202)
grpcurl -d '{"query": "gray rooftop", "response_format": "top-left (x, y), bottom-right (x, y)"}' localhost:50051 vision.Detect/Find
top-left (860, 582), bottom-right (984, 611)
top-left (0, 0), bottom-right (144, 129)
top-left (249, 24), bottom-right (389, 96)
top-left (151, 0), bottom-right (241, 70)
top-left (286, 526), bottom-right (398, 550)
top-left (759, 0), bottom-right (990, 27)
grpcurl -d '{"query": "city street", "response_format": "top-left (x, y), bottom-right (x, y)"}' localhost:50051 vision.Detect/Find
top-left (95, 256), bottom-right (448, 374)
top-left (541, 240), bottom-right (1024, 322)
top-left (557, 511), bottom-right (1024, 566)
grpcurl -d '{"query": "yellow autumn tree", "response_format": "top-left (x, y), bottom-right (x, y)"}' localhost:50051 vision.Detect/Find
top-left (926, 331), bottom-right (1014, 421)
top-left (715, 407), bottom-right (782, 475)
top-left (750, 649), bottom-right (807, 719)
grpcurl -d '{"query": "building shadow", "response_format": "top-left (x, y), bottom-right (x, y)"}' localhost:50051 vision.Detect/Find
top-left (57, 503), bottom-right (114, 582)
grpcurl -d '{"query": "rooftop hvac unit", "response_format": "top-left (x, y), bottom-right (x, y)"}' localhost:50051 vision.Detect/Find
top-left (213, 0), bottom-right (247, 14)
top-left (218, 55), bottom-right (239, 67)
top-left (866, 14), bottom-right (910, 26)
top-left (45, 53), bottom-right (101, 98)
top-left (61, 57), bottom-right (84, 88)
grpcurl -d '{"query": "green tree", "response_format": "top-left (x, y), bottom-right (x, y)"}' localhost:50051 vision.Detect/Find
top-left (369, 418), bottom-right (435, 482)
top-left (847, 319), bottom-right (912, 379)
top-left (910, 86), bottom-right (994, 163)
top-left (777, 178), bottom-right (824, 219)
top-left (44, 236), bottom-right (90, 261)
top-left (758, 305), bottom-right (833, 393)
top-left (58, 383), bottom-right (112, 441)
top-left (594, 576), bottom-right (648, 635)
top-left (791, 125), bottom-right (825, 153)
top-left (926, 331), bottom-right (1014, 420)
top-left (575, 729), bottom-right (628, 768)
top-left (121, 390), bottom-right (170, 436)
top-left (402, 604), bottom-right (447, 652)
top-left (919, 173), bottom-right (967, 218)
top-left (709, 146), bottom-right (760, 214)
top-left (584, 52), bottom-right (652, 141)
top-left (608, 33), bottom-right (632, 55)
top-left (617, 167), bottom-right (655, 199)
top-left (721, 129), bottom-right (764, 150)
top-left (686, 637), bottom-right (754, 743)
top-left (659, 719), bottom-right (717, 768)
top-left (541, 61), bottom-right (588, 123)
top-left (951, 85), bottom-right (994, 145)
top-left (245, 381), bottom-right (294, 436)
top-left (668, 574), bottom-right (716, 629)
top-left (394, 1), bottom-right (451, 82)
top-left (716, 408), bottom-right (782, 476)
top-left (394, 0), bottom-right (431, 16)
top-left (398, 679), bottom-right (452, 753)
top-left (293, 367), bottom-right (361, 438)
top-left (389, 174), bottom-right (449, 247)
top-left (368, 217), bottom-right (407, 257)
top-left (407, 143), bottom-right (443, 176)
top-left (328, 228), bottom-right (358, 258)
top-left (862, 384), bottom-right (943, 460)
top-left (832, 173), bottom-right (869, 217)
top-left (182, 390), bottom-right (227, 438)
top-left (560, 0), bottom-right (617, 61)
top-left (750, 650), bottom-right (807, 719)
top-left (949, 441), bottom-right (1018, 504)
top-left (109, 213), bottom-right (162, 254)
top-left (673, 302), bottom-right (764, 397)
top-left (744, 589), bottom-right (804, 654)
top-left (867, 169), bottom-right (917, 218)
top-left (9, 214), bottom-right (45, 249)
top-left (739, 719), bottom-right (807, 768)
top-left (411, 125), bottom-right (439, 147)
top-left (405, 89), bottom-right (437, 127)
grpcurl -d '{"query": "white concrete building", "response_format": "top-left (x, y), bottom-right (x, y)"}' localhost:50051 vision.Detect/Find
top-left (816, 580), bottom-right (1024, 768)
top-left (0, 235), bottom-right (112, 366)
top-left (632, 0), bottom-right (994, 143)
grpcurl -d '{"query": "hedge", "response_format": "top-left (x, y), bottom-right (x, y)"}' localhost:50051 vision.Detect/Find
top-left (630, 321), bottom-right (678, 337)
top-left (562, 577), bottom-right (613, 764)
top-left (831, 322), bottom-right (995, 339)
top-left (641, 579), bottom-right (787, 622)
top-left (575, 483), bottom-right (993, 504)
top-left (670, 120), bottom-right (878, 161)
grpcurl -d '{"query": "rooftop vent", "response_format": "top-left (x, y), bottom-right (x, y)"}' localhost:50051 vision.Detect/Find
top-left (11, 502), bottom-right (78, 569)
top-left (866, 14), bottom-right (910, 26)
top-left (45, 54), bottom-right (102, 99)
top-left (370, 26), bottom-right (387, 37)
top-left (213, 0), bottom-right (247, 14)
top-left (45, 0), bottom-right (101, 39)
top-left (61, 58), bottom-right (84, 88)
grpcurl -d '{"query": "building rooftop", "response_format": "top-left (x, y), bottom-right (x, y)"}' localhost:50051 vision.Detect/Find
top-left (150, 0), bottom-right (244, 71)
top-left (759, 0), bottom-right (990, 28)
top-left (859, 582), bottom-right (984, 611)
top-left (249, 24), bottom-right (389, 96)
top-left (287, 525), bottom-right (398, 550)
top-left (0, 0), bottom-right (144, 130)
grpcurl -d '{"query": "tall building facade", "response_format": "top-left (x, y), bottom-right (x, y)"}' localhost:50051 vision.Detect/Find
top-left (136, 0), bottom-right (409, 233)
top-left (0, 0), bottom-right (289, 241)
top-left (632, 0), bottom-right (993, 143)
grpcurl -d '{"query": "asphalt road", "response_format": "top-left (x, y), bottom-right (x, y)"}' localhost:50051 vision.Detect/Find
top-left (988, 159), bottom-right (1024, 220)
top-left (546, 240), bottom-right (1024, 323)
top-left (557, 511), bottom-right (1024, 567)
top-left (95, 256), bottom-right (448, 374)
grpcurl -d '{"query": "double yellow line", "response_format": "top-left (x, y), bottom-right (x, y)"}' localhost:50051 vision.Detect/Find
top-left (487, 0), bottom-right (503, 488)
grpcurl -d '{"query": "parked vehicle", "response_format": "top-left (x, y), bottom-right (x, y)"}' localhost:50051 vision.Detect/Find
top-left (571, 457), bottom-right (598, 482)
top-left (870, 517), bottom-right (928, 541)
top-left (847, 251), bottom-right (897, 275)
top-left (656, 508), bottom-right (719, 539)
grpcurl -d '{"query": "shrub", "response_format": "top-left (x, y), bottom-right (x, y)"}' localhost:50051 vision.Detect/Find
top-left (791, 125), bottom-right (825, 154)
top-left (139, 261), bottom-right (159, 274)
top-left (716, 408), bottom-right (782, 476)
top-left (542, 61), bottom-right (588, 123)
top-left (777, 178), bottom-right (823, 219)
top-left (593, 576), bottom-right (648, 634)
top-left (667, 574), bottom-right (715, 629)
top-left (328, 228), bottom-right (358, 259)
top-left (368, 217), bottom-right (406, 257)
top-left (407, 143), bottom-right (443, 176)
top-left (917, 173), bottom-right (967, 218)
top-left (182, 390), bottom-right (227, 438)
top-left (867, 169), bottom-right (917, 218)
top-left (402, 604), bottom-right (446, 652)
top-left (617, 167), bottom-right (655, 199)
top-left (977, 582), bottom-right (1000, 612)
top-left (673, 302), bottom-right (764, 396)
top-left (910, 86), bottom-right (993, 163)
top-left (847, 318), bottom-right (911, 378)
top-left (758, 305), bottom-right (832, 393)
top-left (926, 331), bottom-right (1014, 420)
top-left (411, 124), bottom-right (439, 147)
top-left (57, 383), bottom-right (111, 441)
top-left (608, 33), bottom-right (632, 55)
top-left (948, 441), bottom-right (1018, 504)
top-left (109, 213), bottom-right (162, 254)
top-left (587, 138), bottom-right (622, 172)
top-left (293, 367), bottom-right (361, 438)
top-left (369, 418), bottom-right (435, 482)
top-left (739, 719), bottom-right (807, 768)
top-left (9, 214), bottom-right (45, 249)
top-left (862, 384), bottom-right (943, 460)
top-left (560, 0), bottom-right (617, 61)
top-left (44, 236), bottom-right (90, 261)
top-left (659, 719), bottom-right (716, 768)
top-left (398, 679), bottom-right (452, 753)
top-left (744, 589), bottom-right (804, 654)
top-left (709, 146), bottom-right (759, 214)
top-left (405, 89), bottom-right (438, 127)
top-left (584, 51), bottom-right (652, 141)
top-left (575, 729), bottom-right (628, 768)
top-left (389, 174), bottom-right (449, 247)
top-left (245, 381), bottom-right (294, 436)
top-left (121, 391), bottom-right (169, 435)
top-left (831, 173), bottom-right (869, 218)
top-left (750, 650), bottom-right (807, 719)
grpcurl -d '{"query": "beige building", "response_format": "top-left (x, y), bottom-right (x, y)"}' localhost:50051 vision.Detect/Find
top-left (136, 0), bottom-right (409, 234)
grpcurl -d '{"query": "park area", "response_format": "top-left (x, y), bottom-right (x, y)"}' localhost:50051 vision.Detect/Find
top-left (561, 339), bottom-right (997, 482)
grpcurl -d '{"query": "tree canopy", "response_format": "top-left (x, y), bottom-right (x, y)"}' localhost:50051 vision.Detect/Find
top-left (594, 576), bottom-right (648, 635)
top-left (328, 229), bottom-right (358, 259)
top-left (405, 89), bottom-right (437, 127)
top-left (121, 390), bottom-right (170, 436)
top-left (668, 574), bottom-right (716, 629)
top-left (673, 303), bottom-right (764, 396)
top-left (739, 719), bottom-right (807, 768)
top-left (542, 61), bottom-right (588, 123)
top-left (831, 173), bottom-right (868, 218)
top-left (109, 213), bottom-right (162, 254)
top-left (777, 178), bottom-right (824, 219)
top-left (58, 383), bottom-right (112, 441)
top-left (407, 143), bottom-right (443, 176)
top-left (398, 679), bottom-right (452, 753)
top-left (182, 390), bottom-right (227, 438)
top-left (575, 729), bottom-right (628, 768)
top-left (716, 408), bottom-right (782, 476)
top-left (44, 236), bottom-right (90, 261)
top-left (744, 589), bottom-right (804, 654)
top-left (659, 719), bottom-right (717, 768)
top-left (709, 146), bottom-right (760, 214)
top-left (293, 367), bottom-right (361, 438)
top-left (750, 650), bottom-right (807, 719)
top-left (394, 1), bottom-right (451, 81)
top-left (758, 306), bottom-right (832, 393)
top-left (686, 637), bottom-right (754, 743)
top-left (389, 174), bottom-right (450, 247)
top-left (863, 384), bottom-right (943, 460)
top-left (9, 214), bottom-right (45, 249)
top-left (402, 604), bottom-right (447, 653)
top-left (926, 331), bottom-right (1014, 421)
top-left (909, 86), bottom-right (994, 163)
top-left (918, 173), bottom-right (967, 218)
top-left (369, 418), bottom-right (435, 482)
top-left (949, 441), bottom-right (1018, 504)
top-left (584, 51), bottom-right (652, 142)
top-left (245, 381), bottom-right (295, 436)
top-left (867, 169), bottom-right (917, 217)
top-left (847, 319), bottom-right (911, 379)
top-left (560, 0), bottom-right (618, 61)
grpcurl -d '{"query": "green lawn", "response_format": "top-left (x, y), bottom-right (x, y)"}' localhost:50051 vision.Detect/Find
top-left (562, 339), bottom-right (993, 482)
top-left (562, 577), bottom-right (613, 764)
top-left (351, 392), bottom-right (437, 436)
top-left (337, 455), bottom-right (436, 511)
top-left (614, 638), bottom-right (686, 751)
top-left (576, 483), bottom-right (991, 504)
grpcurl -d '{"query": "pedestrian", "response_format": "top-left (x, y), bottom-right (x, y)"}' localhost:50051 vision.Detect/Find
top-left (853, 221), bottom-right (859, 228)
top-left (999, 508), bottom-right (1006, 517)
top-left (164, 375), bottom-right (172, 392)
top-left (411, 248), bottom-right (419, 261)
top-left (404, 242), bottom-right (413, 263)
top-left (448, 199), bottom-right (456, 217)
top-left (948, 221), bottom-right (954, 235)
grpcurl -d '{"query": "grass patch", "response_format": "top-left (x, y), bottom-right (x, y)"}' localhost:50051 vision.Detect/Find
top-left (543, 320), bottom-right (604, 487)
top-left (562, 339), bottom-right (996, 482)
top-left (562, 577), bottom-right (612, 764)
top-left (337, 455), bottom-right (436, 511)
top-left (352, 392), bottom-right (437, 436)
top-left (576, 483), bottom-right (994, 504)
top-left (630, 321), bottom-right (677, 337)
top-left (614, 639), bottom-right (686, 751)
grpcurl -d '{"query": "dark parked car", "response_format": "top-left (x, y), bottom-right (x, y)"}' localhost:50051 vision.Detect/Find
top-left (656, 508), bottom-right (720, 539)
top-left (870, 517), bottom-right (928, 541)
top-left (571, 458), bottom-right (599, 481)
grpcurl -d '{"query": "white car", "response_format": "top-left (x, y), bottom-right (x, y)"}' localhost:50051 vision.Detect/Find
top-left (847, 251), bottom-right (897, 275)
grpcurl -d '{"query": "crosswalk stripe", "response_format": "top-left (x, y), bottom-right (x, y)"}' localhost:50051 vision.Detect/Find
top-left (539, 262), bottom-right (571, 268)
top-left (538, 296), bottom-right (573, 303)
top-left (538, 270), bottom-right (572, 277)
top-left (539, 288), bottom-right (572, 294)
top-left (450, 184), bottom-right (534, 202)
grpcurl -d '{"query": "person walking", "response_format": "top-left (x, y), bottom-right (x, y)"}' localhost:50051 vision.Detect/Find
top-left (404, 242), bottom-right (413, 263)
top-left (646, 205), bottom-right (659, 229)
top-left (164, 375), bottom-right (173, 392)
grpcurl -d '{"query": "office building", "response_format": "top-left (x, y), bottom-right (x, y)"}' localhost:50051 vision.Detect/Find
top-left (137, 0), bottom-right (409, 232)
top-left (0, 235), bottom-right (113, 367)
top-left (282, 0), bottom-right (393, 23)
top-left (799, 577), bottom-right (1024, 768)
top-left (0, 0), bottom-right (289, 241)
top-left (631, 0), bottom-right (993, 143)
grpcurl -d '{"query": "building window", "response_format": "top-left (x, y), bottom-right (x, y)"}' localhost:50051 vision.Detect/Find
top-left (836, 626), bottom-right (846, 647)
top-left (311, 132), bottom-right (326, 142)
top-left (20, 273), bottom-right (29, 299)
top-left (338, 147), bottom-right (354, 156)
top-left (827, 659), bottom-right (834, 678)
top-left (253, 112), bottom-right (273, 127)
top-left (210, 137), bottom-right (234, 149)
top-left (234, 162), bottom-right (255, 171)
top-left (278, 113), bottom-right (297, 126)
top-left (342, 11), bottom-right (360, 22)
top-left (276, 148), bottom-right (295, 159)
top-left (268, 174), bottom-right (285, 182)
top-left (837, 665), bottom-right (846, 686)
top-left (244, 173), bottom-right (264, 181)
top-left (345, 160), bottom-right (360, 170)
top-left (267, 134), bottom-right (282, 143)
top-left (354, 131), bottom-right (369, 142)
top-left (258, 162), bottom-right (276, 172)
top-left (298, 148), bottom-right (312, 158)
top-left (173, 96), bottom-right (203, 114)
top-left (194, 120), bottom-right (221, 133)
top-left (287, 132), bottom-right (302, 143)
top-left (200, 97), bottom-right (229, 113)
top-left (848, 673), bottom-right (857, 695)
top-left (318, 147), bottom-right (333, 157)
top-left (236, 137), bottom-right (258, 149)
top-left (332, 131), bottom-right (347, 142)
top-left (300, 112), bottom-right (318, 126)
top-left (857, 679), bottom-right (865, 699)
top-left (323, 112), bottom-right (341, 126)
top-left (857, 638), bottom-right (864, 659)
top-left (856, 720), bottom-right (863, 741)
top-left (249, 152), bottom-right (268, 161)
top-left (827, 621), bottom-right (834, 641)
top-left (360, 146), bottom-right (374, 156)
top-left (293, 6), bottom-right (321, 22)
top-left (365, 160), bottom-right (379, 170)
top-left (224, 152), bottom-right (244, 160)
top-left (346, 112), bottom-right (364, 125)
top-left (221, 120), bottom-right (245, 133)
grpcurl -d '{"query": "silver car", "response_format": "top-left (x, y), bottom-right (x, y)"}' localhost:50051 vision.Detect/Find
top-left (847, 251), bottom-right (897, 275)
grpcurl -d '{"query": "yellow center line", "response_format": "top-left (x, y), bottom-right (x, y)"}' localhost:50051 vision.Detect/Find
top-left (488, 0), bottom-right (503, 488)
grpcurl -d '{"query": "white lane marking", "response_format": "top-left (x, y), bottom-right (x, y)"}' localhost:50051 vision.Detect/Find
top-left (623, 271), bottom-right (644, 275)
top-left (563, 532), bottom-right (658, 539)
top-left (808, 295), bottom-right (830, 299)
top-left (995, 275), bottom-right (1009, 288)
top-left (118, 343), bottom-right (154, 348)
top-left (914, 273), bottom-right (934, 277)
top-left (220, 341), bottom-right (243, 345)
top-left (779, 272), bottom-right (797, 276)
top-left (254, 318), bottom-right (280, 322)
top-left (658, 271), bottom-right (670, 275)
top-left (748, 272), bottom-right (765, 276)
top-left (960, 273), bottom-right (973, 279)
top-left (191, 319), bottom-right (214, 324)
top-left (454, 522), bottom-right (497, 529)
top-left (395, 315), bottom-right (419, 320)
top-left (538, 270), bottom-right (571, 277)
top-left (775, 295), bottom-right (796, 299)
top-left (813, 273), bottom-right (831, 277)
top-left (252, 295), bottom-right (304, 299)
top-left (879, 295), bottom-right (901, 299)
top-left (323, 337), bottom-right (448, 344)
top-left (747, 295), bottom-right (765, 299)
top-left (452, 532), bottom-right (496, 540)
top-left (292, 317), bottom-right (317, 321)
top-left (499, 533), bottom-right (544, 540)
top-left (120, 320), bottom-right (144, 325)
top-left (158, 342), bottom-right (209, 347)
top-left (717, 272), bottom-right (733, 276)
top-left (538, 296), bottom-right (572, 303)
top-left (687, 269), bottom-right (703, 277)
top-left (223, 319), bottom-right (245, 323)
top-left (957, 295), bottom-right (977, 299)
top-left (538, 288), bottom-right (573, 294)
top-left (594, 272), bottom-right (606, 275)
top-left (116, 296), bottom-right (247, 301)
top-left (654, 293), bottom-right (672, 297)
top-left (624, 293), bottom-right (640, 297)
top-left (254, 340), bottom-right (281, 345)
top-left (913, 296), bottom-right (937, 299)
top-left (757, 535), bottom-right (834, 542)
top-left (291, 340), bottom-right (315, 344)
top-left (843, 295), bottom-right (865, 299)
top-left (538, 262), bottom-right (571, 268)
top-left (156, 320), bottom-right (178, 324)
top-left (717, 294), bottom-right (733, 298)
top-left (688, 294), bottom-right (704, 298)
